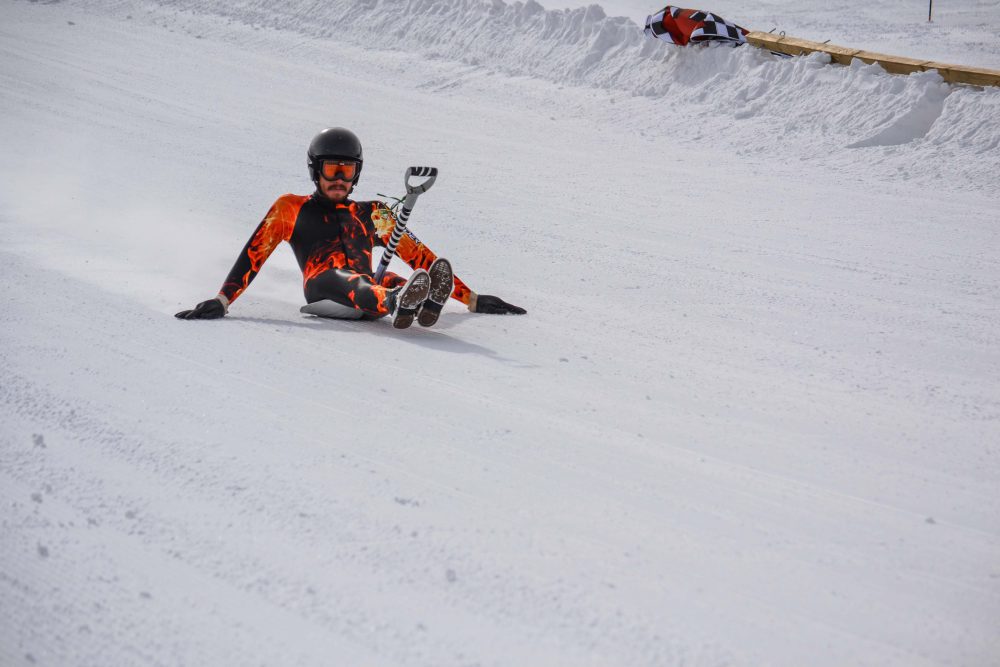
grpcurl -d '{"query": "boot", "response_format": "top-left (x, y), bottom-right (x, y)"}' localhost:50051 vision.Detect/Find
top-left (417, 258), bottom-right (454, 327)
top-left (388, 269), bottom-right (431, 329)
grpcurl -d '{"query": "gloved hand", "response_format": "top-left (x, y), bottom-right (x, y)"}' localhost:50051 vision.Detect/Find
top-left (472, 294), bottom-right (526, 315)
top-left (175, 297), bottom-right (226, 320)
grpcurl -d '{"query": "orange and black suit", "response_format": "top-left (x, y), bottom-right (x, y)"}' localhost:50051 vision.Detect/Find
top-left (218, 193), bottom-right (472, 317)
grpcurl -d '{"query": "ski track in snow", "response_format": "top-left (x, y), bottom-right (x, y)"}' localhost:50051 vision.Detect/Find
top-left (2, 0), bottom-right (1000, 665)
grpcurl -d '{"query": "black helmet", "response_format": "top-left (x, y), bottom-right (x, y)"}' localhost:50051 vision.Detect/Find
top-left (307, 127), bottom-right (363, 185)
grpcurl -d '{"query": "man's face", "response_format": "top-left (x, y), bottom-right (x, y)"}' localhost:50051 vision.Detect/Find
top-left (317, 160), bottom-right (357, 203)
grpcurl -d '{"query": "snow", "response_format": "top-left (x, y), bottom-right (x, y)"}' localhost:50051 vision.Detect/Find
top-left (1, 0), bottom-right (999, 665)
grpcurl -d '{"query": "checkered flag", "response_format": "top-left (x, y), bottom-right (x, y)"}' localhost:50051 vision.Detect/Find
top-left (644, 5), bottom-right (749, 47)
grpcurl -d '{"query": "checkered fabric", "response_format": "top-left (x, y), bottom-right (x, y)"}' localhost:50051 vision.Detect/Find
top-left (644, 6), bottom-right (749, 47)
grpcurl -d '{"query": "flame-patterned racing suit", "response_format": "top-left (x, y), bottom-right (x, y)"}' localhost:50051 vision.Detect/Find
top-left (218, 193), bottom-right (472, 317)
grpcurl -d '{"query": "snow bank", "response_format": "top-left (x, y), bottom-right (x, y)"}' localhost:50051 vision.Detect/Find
top-left (139, 0), bottom-right (665, 91)
top-left (118, 0), bottom-right (999, 192)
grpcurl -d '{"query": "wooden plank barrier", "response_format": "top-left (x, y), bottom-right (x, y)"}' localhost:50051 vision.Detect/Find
top-left (746, 31), bottom-right (1000, 88)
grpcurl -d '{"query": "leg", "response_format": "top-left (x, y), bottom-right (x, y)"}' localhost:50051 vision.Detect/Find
top-left (304, 268), bottom-right (393, 318)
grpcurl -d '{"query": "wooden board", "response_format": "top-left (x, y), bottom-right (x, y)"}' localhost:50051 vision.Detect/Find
top-left (746, 31), bottom-right (1000, 87)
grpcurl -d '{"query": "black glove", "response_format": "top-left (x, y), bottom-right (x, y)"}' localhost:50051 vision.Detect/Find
top-left (473, 294), bottom-right (526, 315)
top-left (175, 298), bottom-right (226, 320)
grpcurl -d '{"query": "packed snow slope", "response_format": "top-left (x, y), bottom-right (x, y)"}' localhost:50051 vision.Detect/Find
top-left (2, 1), bottom-right (999, 665)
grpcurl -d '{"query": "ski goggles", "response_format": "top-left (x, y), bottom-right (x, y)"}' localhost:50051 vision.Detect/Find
top-left (319, 160), bottom-right (358, 181)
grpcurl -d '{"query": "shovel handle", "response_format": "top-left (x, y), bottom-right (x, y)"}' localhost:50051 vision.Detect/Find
top-left (405, 167), bottom-right (438, 195)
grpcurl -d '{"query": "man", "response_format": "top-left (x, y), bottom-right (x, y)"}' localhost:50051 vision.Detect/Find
top-left (176, 127), bottom-right (525, 329)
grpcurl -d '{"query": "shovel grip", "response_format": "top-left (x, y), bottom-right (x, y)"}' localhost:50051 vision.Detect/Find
top-left (405, 166), bottom-right (438, 194)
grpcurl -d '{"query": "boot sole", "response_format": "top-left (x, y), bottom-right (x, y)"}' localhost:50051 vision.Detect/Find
top-left (417, 301), bottom-right (443, 328)
top-left (392, 271), bottom-right (430, 330)
top-left (418, 259), bottom-right (454, 327)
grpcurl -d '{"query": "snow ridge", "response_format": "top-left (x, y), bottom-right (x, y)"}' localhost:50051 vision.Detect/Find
top-left (152, 0), bottom-right (671, 92)
top-left (133, 0), bottom-right (999, 192)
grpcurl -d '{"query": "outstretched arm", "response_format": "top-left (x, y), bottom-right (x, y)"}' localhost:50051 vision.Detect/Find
top-left (371, 203), bottom-right (526, 314)
top-left (176, 196), bottom-right (297, 319)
